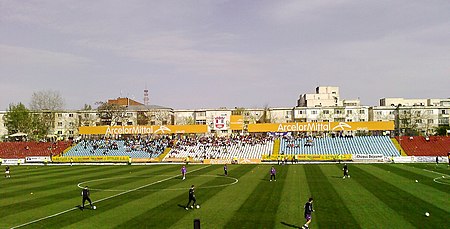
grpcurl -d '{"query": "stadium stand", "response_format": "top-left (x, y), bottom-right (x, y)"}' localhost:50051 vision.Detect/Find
top-left (395, 136), bottom-right (450, 156)
top-left (0, 141), bottom-right (71, 158)
top-left (280, 136), bottom-right (400, 157)
top-left (63, 137), bottom-right (171, 158)
top-left (164, 135), bottom-right (274, 161)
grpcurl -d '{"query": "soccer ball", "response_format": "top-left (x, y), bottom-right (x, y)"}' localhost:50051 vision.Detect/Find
top-left (196, 205), bottom-right (200, 209)
top-left (425, 212), bottom-right (429, 217)
top-left (93, 206), bottom-right (96, 210)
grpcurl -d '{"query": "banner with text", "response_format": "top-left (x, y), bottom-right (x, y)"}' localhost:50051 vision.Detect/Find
top-left (230, 115), bottom-right (244, 130)
top-left (79, 125), bottom-right (208, 135)
top-left (352, 154), bottom-right (384, 162)
top-left (52, 156), bottom-right (129, 163)
top-left (262, 154), bottom-right (352, 161)
top-left (248, 121), bottom-right (394, 133)
top-left (26, 156), bottom-right (51, 163)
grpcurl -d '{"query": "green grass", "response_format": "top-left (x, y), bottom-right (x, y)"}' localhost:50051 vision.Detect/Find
top-left (0, 163), bottom-right (449, 229)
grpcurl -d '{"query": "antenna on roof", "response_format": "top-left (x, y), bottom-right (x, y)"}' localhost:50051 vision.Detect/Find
top-left (144, 86), bottom-right (150, 106)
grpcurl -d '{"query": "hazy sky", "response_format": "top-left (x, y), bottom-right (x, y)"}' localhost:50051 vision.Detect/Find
top-left (1, 0), bottom-right (449, 110)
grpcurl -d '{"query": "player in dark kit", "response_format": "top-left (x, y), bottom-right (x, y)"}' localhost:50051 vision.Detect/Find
top-left (302, 197), bottom-right (314, 229)
top-left (343, 163), bottom-right (350, 179)
top-left (81, 186), bottom-right (94, 210)
top-left (224, 164), bottom-right (228, 176)
top-left (185, 185), bottom-right (197, 210)
top-left (270, 166), bottom-right (276, 181)
top-left (5, 166), bottom-right (11, 178)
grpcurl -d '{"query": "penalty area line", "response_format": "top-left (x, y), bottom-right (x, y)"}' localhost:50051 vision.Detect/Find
top-left (10, 165), bottom-right (211, 229)
top-left (423, 169), bottom-right (448, 176)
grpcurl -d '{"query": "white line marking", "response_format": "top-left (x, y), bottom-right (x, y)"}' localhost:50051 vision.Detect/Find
top-left (77, 174), bottom-right (238, 192)
top-left (10, 165), bottom-right (211, 229)
top-left (433, 177), bottom-right (450, 186)
top-left (423, 169), bottom-right (448, 176)
top-left (423, 169), bottom-right (450, 186)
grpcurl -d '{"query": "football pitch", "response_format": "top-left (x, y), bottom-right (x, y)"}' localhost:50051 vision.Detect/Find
top-left (1, 163), bottom-right (449, 229)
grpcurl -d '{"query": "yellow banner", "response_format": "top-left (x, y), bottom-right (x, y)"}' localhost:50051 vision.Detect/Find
top-left (230, 115), bottom-right (244, 130)
top-left (203, 158), bottom-right (261, 164)
top-left (79, 125), bottom-right (208, 135)
top-left (262, 154), bottom-right (352, 161)
top-left (131, 158), bottom-right (160, 163)
top-left (52, 156), bottom-right (129, 162)
top-left (248, 121), bottom-right (394, 132)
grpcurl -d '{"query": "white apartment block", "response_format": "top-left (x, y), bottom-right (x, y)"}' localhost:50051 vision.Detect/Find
top-left (0, 90), bottom-right (449, 139)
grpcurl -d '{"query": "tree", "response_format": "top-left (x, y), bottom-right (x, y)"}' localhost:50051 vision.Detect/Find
top-left (29, 90), bottom-right (65, 111)
top-left (96, 101), bottom-right (127, 126)
top-left (3, 103), bottom-right (33, 135)
top-left (435, 126), bottom-right (450, 136)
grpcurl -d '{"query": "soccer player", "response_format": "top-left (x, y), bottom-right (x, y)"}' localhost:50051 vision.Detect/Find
top-left (224, 164), bottom-right (228, 176)
top-left (343, 163), bottom-right (350, 179)
top-left (81, 186), bottom-right (94, 210)
top-left (302, 197), bottom-right (315, 229)
top-left (5, 165), bottom-right (10, 178)
top-left (181, 165), bottom-right (187, 180)
top-left (270, 166), bottom-right (276, 181)
top-left (185, 185), bottom-right (196, 210)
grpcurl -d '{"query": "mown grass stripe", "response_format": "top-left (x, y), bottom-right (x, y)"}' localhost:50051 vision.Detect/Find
top-left (76, 165), bottom-right (182, 192)
top-left (14, 165), bottom-right (212, 229)
top-left (0, 166), bottom-right (138, 198)
top-left (304, 164), bottom-right (361, 228)
top-left (327, 164), bottom-right (416, 229)
top-left (0, 165), bottom-right (105, 188)
top-left (171, 164), bottom-right (264, 228)
top-left (351, 166), bottom-right (449, 227)
top-left (224, 165), bottom-right (289, 228)
top-left (0, 165), bottom-right (170, 219)
top-left (276, 164), bottom-right (311, 229)
top-left (373, 164), bottom-right (450, 193)
top-left (404, 163), bottom-right (450, 176)
top-left (113, 165), bottom-right (256, 228)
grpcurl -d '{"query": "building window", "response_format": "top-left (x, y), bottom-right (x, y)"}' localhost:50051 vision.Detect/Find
top-left (127, 121), bottom-right (133, 125)
top-left (311, 111), bottom-right (317, 115)
top-left (84, 114), bottom-right (90, 118)
top-left (416, 119), bottom-right (422, 124)
top-left (359, 110), bottom-right (365, 114)
top-left (69, 113), bottom-right (74, 117)
top-left (57, 114), bottom-right (63, 118)
top-left (57, 131), bottom-right (62, 135)
top-left (347, 110), bottom-right (353, 114)
top-left (298, 110), bottom-right (304, 114)
top-left (376, 111), bottom-right (382, 115)
top-left (69, 130), bottom-right (74, 135)
top-left (58, 122), bottom-right (63, 127)
top-left (196, 120), bottom-right (206, 125)
top-left (69, 122), bottom-right (74, 127)
top-left (323, 110), bottom-right (329, 114)
top-left (335, 110), bottom-right (343, 114)
top-left (427, 119), bottom-right (433, 124)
